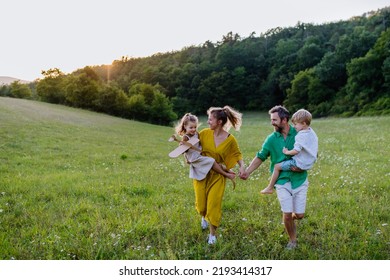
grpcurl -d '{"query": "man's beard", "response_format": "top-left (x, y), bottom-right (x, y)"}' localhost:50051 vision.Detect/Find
top-left (274, 125), bottom-right (283, 133)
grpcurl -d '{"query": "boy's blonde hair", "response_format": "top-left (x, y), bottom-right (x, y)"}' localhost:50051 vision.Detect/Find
top-left (291, 109), bottom-right (312, 126)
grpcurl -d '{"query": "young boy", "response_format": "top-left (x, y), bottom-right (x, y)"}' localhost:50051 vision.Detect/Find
top-left (260, 109), bottom-right (318, 195)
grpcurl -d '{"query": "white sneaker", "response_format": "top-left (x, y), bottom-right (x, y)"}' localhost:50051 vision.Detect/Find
top-left (286, 240), bottom-right (297, 250)
top-left (201, 217), bottom-right (208, 230)
top-left (207, 234), bottom-right (217, 245)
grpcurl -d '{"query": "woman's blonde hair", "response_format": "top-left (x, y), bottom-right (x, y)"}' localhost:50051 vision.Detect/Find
top-left (174, 113), bottom-right (199, 136)
top-left (207, 105), bottom-right (242, 131)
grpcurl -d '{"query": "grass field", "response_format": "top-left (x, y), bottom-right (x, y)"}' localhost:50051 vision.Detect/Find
top-left (0, 97), bottom-right (389, 260)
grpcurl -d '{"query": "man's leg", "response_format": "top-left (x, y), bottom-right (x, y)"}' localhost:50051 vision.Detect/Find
top-left (283, 212), bottom-right (297, 243)
top-left (276, 182), bottom-right (296, 248)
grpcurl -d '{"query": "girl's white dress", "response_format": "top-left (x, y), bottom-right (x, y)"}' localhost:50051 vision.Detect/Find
top-left (184, 133), bottom-right (215, 180)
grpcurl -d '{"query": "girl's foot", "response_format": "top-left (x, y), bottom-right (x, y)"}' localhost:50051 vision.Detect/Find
top-left (226, 171), bottom-right (236, 190)
top-left (226, 172), bottom-right (235, 181)
top-left (260, 186), bottom-right (274, 195)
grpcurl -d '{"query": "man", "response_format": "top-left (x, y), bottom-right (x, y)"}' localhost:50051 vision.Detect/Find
top-left (240, 105), bottom-right (309, 249)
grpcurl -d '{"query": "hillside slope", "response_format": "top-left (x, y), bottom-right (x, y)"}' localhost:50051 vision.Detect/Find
top-left (0, 76), bottom-right (30, 85)
top-left (0, 96), bottom-right (169, 133)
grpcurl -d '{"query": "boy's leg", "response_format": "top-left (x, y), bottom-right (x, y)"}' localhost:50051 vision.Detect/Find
top-left (261, 163), bottom-right (282, 194)
top-left (261, 159), bottom-right (295, 195)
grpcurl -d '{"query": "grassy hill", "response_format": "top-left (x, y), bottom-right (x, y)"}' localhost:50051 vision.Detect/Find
top-left (0, 97), bottom-right (389, 260)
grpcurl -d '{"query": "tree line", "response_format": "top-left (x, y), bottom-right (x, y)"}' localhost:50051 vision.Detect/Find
top-left (1, 7), bottom-right (389, 124)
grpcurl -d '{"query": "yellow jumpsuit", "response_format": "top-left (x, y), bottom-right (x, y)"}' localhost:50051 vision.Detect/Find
top-left (193, 128), bottom-right (243, 227)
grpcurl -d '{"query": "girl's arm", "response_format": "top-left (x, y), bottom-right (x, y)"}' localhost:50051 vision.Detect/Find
top-left (181, 135), bottom-right (190, 143)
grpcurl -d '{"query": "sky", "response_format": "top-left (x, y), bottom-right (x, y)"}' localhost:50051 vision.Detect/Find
top-left (1, 0), bottom-right (389, 81)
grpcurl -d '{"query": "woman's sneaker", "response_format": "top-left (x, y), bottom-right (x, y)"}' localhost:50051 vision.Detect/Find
top-left (201, 217), bottom-right (208, 230)
top-left (286, 240), bottom-right (297, 250)
top-left (207, 234), bottom-right (217, 245)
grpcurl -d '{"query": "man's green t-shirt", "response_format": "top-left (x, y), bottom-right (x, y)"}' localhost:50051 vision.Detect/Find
top-left (256, 125), bottom-right (308, 189)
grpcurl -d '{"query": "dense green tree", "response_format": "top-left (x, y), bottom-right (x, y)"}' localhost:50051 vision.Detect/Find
top-left (96, 84), bottom-right (129, 116)
top-left (0, 85), bottom-right (11, 97)
top-left (297, 37), bottom-right (326, 69)
top-left (284, 70), bottom-right (311, 112)
top-left (127, 82), bottom-right (176, 124)
top-left (345, 28), bottom-right (390, 115)
top-left (10, 81), bottom-right (32, 99)
top-left (127, 94), bottom-right (148, 121)
top-left (150, 91), bottom-right (177, 125)
top-left (36, 68), bottom-right (66, 104)
top-left (64, 68), bottom-right (101, 109)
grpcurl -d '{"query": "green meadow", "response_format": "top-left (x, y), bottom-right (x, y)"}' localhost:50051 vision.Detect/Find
top-left (0, 97), bottom-right (388, 260)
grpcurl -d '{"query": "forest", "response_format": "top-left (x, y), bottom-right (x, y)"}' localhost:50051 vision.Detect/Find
top-left (1, 6), bottom-right (389, 125)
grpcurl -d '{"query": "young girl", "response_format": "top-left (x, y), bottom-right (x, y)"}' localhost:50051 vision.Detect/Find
top-left (174, 113), bottom-right (236, 184)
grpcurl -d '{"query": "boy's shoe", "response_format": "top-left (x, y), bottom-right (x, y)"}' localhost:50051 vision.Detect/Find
top-left (207, 234), bottom-right (217, 245)
top-left (201, 217), bottom-right (208, 230)
top-left (286, 240), bottom-right (297, 250)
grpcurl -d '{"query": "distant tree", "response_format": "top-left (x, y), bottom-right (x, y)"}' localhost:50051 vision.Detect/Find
top-left (64, 67), bottom-right (101, 109)
top-left (297, 38), bottom-right (325, 69)
top-left (97, 84), bottom-right (129, 116)
top-left (284, 69), bottom-right (311, 112)
top-left (345, 28), bottom-right (390, 114)
top-left (150, 91), bottom-right (177, 125)
top-left (0, 85), bottom-right (11, 97)
top-left (383, 56), bottom-right (390, 92)
top-left (10, 81), bottom-right (32, 99)
top-left (36, 68), bottom-right (66, 104)
top-left (128, 82), bottom-right (176, 124)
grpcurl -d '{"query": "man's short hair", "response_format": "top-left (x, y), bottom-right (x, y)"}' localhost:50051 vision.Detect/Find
top-left (269, 105), bottom-right (290, 122)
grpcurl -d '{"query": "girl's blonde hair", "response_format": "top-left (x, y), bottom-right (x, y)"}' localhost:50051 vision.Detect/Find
top-left (174, 113), bottom-right (199, 136)
top-left (207, 105), bottom-right (242, 131)
top-left (291, 109), bottom-right (312, 125)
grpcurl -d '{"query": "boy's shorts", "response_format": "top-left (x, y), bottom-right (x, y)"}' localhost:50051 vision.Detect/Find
top-left (280, 158), bottom-right (297, 171)
top-left (275, 179), bottom-right (309, 214)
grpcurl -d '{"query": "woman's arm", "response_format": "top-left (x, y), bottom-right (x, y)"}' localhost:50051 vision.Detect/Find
top-left (237, 159), bottom-right (245, 178)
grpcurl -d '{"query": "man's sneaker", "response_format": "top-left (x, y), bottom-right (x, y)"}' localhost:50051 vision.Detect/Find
top-left (207, 234), bottom-right (217, 245)
top-left (201, 217), bottom-right (208, 230)
top-left (286, 240), bottom-right (297, 250)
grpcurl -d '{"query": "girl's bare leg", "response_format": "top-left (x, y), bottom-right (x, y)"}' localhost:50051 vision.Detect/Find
top-left (212, 162), bottom-right (235, 180)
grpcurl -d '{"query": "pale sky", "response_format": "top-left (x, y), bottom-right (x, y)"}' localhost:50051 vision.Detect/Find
top-left (1, 0), bottom-right (389, 81)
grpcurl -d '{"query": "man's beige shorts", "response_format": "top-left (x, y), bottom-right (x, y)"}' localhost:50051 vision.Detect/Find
top-left (275, 179), bottom-right (309, 214)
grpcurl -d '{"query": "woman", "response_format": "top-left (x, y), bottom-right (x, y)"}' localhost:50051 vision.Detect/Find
top-left (194, 106), bottom-right (245, 245)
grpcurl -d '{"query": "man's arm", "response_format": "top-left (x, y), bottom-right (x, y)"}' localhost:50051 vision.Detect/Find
top-left (240, 157), bottom-right (263, 180)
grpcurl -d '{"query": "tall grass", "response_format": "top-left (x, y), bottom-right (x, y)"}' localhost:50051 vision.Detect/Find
top-left (0, 97), bottom-right (388, 260)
